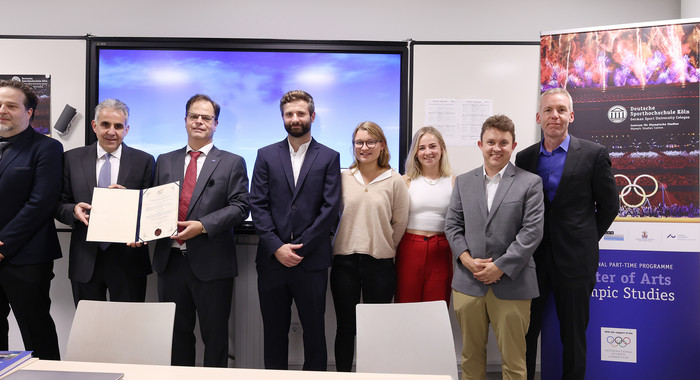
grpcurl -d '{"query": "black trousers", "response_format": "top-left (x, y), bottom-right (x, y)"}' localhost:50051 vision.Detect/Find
top-left (0, 261), bottom-right (60, 360)
top-left (71, 245), bottom-right (147, 305)
top-left (257, 265), bottom-right (328, 370)
top-left (330, 254), bottom-right (395, 372)
top-left (158, 249), bottom-right (233, 367)
top-left (525, 243), bottom-right (596, 380)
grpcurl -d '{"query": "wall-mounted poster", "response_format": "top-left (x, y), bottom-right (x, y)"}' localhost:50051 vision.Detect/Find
top-left (0, 74), bottom-right (51, 136)
top-left (541, 24), bottom-right (699, 225)
top-left (539, 20), bottom-right (700, 380)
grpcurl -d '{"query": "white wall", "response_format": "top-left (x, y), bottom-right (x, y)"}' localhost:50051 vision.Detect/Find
top-left (2, 38), bottom-right (87, 358)
top-left (3, 1), bottom-right (680, 42)
top-left (681, 0), bottom-right (700, 18)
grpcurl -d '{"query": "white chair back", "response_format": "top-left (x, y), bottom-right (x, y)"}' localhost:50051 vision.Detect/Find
top-left (65, 300), bottom-right (176, 365)
top-left (356, 300), bottom-right (458, 380)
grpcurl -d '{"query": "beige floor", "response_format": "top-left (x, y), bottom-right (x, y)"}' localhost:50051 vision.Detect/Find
top-left (484, 372), bottom-right (540, 380)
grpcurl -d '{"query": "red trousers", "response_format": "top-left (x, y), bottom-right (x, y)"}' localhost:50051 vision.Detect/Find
top-left (395, 233), bottom-right (453, 305)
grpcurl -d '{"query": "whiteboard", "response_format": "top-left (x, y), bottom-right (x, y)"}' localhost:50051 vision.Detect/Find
top-left (0, 37), bottom-right (87, 151)
top-left (411, 41), bottom-right (545, 366)
top-left (411, 42), bottom-right (541, 175)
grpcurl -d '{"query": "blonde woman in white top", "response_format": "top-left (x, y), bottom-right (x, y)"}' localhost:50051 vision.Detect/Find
top-left (331, 121), bottom-right (409, 372)
top-left (395, 126), bottom-right (454, 305)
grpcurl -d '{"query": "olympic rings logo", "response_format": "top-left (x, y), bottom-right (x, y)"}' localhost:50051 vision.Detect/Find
top-left (615, 174), bottom-right (658, 208)
top-left (606, 336), bottom-right (632, 348)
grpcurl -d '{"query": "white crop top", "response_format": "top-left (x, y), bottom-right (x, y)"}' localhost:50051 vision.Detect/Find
top-left (406, 175), bottom-right (452, 232)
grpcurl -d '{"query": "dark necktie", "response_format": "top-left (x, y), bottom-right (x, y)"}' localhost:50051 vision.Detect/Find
top-left (0, 140), bottom-right (9, 161)
top-left (97, 153), bottom-right (112, 250)
top-left (177, 151), bottom-right (201, 245)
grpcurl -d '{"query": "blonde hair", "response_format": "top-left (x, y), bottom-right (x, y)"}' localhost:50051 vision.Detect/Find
top-left (349, 121), bottom-right (391, 170)
top-left (405, 126), bottom-right (452, 180)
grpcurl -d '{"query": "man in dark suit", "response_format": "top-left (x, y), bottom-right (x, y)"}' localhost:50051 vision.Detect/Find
top-left (152, 94), bottom-right (249, 367)
top-left (56, 99), bottom-right (154, 305)
top-left (250, 90), bottom-right (341, 370)
top-left (515, 88), bottom-right (618, 380)
top-left (0, 80), bottom-right (62, 359)
top-left (446, 114), bottom-right (544, 380)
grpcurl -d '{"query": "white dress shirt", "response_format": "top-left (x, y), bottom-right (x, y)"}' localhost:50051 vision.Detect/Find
top-left (288, 138), bottom-right (311, 186)
top-left (483, 165), bottom-right (508, 212)
top-left (96, 144), bottom-right (122, 186)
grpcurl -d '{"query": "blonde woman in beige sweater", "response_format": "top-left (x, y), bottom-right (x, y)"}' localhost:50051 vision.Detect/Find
top-left (331, 121), bottom-right (409, 372)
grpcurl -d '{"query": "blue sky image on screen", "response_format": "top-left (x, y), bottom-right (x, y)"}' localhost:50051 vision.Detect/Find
top-left (98, 49), bottom-right (402, 178)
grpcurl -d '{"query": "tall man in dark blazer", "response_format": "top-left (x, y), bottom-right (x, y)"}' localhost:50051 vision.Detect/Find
top-left (153, 94), bottom-right (249, 367)
top-left (0, 80), bottom-right (62, 359)
top-left (515, 88), bottom-right (618, 380)
top-left (250, 90), bottom-right (341, 370)
top-left (56, 99), bottom-right (154, 305)
top-left (445, 115), bottom-right (544, 380)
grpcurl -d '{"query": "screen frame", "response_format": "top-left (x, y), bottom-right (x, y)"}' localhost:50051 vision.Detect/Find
top-left (86, 36), bottom-right (410, 171)
top-left (86, 36), bottom-right (410, 232)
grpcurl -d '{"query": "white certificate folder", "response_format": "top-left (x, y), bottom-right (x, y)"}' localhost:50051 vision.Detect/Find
top-left (86, 182), bottom-right (180, 244)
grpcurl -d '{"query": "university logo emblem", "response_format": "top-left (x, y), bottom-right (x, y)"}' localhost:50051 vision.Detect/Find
top-left (607, 105), bottom-right (627, 123)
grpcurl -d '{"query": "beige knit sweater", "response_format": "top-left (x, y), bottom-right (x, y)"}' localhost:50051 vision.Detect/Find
top-left (332, 169), bottom-right (409, 259)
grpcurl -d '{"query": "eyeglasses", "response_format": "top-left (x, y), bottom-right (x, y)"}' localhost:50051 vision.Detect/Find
top-left (186, 113), bottom-right (216, 123)
top-left (353, 139), bottom-right (381, 149)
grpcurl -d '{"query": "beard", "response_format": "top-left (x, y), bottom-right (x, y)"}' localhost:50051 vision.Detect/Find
top-left (284, 120), bottom-right (311, 138)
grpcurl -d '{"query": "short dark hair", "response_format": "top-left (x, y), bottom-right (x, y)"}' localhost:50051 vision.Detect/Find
top-left (481, 114), bottom-right (516, 142)
top-left (0, 80), bottom-right (39, 122)
top-left (279, 90), bottom-right (314, 115)
top-left (186, 94), bottom-right (220, 120)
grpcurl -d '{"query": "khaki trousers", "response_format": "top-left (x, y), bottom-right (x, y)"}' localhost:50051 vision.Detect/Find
top-left (453, 288), bottom-right (531, 380)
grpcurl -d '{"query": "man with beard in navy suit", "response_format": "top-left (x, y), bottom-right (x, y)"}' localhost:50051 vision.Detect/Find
top-left (250, 90), bottom-right (341, 370)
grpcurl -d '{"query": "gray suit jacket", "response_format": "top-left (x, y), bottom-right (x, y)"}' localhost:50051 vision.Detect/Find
top-left (445, 162), bottom-right (544, 300)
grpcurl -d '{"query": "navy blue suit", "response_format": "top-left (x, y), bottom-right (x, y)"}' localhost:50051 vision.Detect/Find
top-left (0, 127), bottom-right (62, 359)
top-left (250, 138), bottom-right (341, 370)
top-left (55, 142), bottom-right (154, 305)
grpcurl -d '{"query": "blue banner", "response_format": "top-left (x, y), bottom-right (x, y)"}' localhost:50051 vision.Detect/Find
top-left (587, 249), bottom-right (700, 378)
top-left (541, 249), bottom-right (700, 378)
top-left (540, 20), bottom-right (700, 379)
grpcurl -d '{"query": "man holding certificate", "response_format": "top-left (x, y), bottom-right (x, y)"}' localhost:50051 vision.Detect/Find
top-left (55, 99), bottom-right (155, 305)
top-left (152, 94), bottom-right (250, 367)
